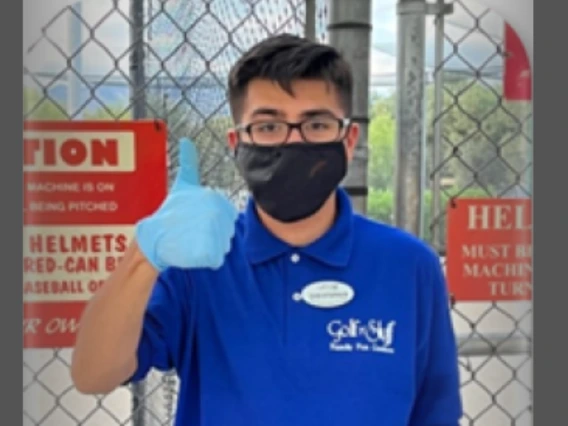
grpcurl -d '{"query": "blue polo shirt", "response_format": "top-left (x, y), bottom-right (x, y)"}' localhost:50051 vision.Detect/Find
top-left (128, 188), bottom-right (462, 426)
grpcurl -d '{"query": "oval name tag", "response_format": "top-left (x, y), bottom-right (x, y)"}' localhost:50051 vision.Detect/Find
top-left (295, 281), bottom-right (355, 309)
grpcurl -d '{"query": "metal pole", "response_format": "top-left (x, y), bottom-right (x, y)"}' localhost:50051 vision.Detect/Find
top-left (68, 1), bottom-right (83, 118)
top-left (431, 0), bottom-right (446, 250)
top-left (130, 0), bottom-right (147, 424)
top-left (305, 0), bottom-right (316, 41)
top-left (394, 0), bottom-right (427, 235)
top-left (131, 0), bottom-right (147, 120)
top-left (328, 0), bottom-right (372, 215)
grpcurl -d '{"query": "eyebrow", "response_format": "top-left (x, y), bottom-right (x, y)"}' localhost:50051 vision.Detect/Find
top-left (250, 107), bottom-right (337, 120)
top-left (250, 108), bottom-right (284, 119)
top-left (299, 108), bottom-right (337, 118)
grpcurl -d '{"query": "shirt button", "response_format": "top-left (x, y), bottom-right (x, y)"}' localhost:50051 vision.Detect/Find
top-left (290, 253), bottom-right (300, 263)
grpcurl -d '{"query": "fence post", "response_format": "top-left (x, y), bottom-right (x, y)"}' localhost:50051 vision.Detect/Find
top-left (305, 0), bottom-right (316, 40)
top-left (67, 1), bottom-right (83, 118)
top-left (130, 0), bottom-right (147, 120)
top-left (394, 0), bottom-right (427, 236)
top-left (130, 0), bottom-right (147, 424)
top-left (431, 0), bottom-right (447, 251)
top-left (327, 0), bottom-right (372, 215)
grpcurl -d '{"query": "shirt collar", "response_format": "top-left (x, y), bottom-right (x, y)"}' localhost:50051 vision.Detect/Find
top-left (243, 187), bottom-right (355, 268)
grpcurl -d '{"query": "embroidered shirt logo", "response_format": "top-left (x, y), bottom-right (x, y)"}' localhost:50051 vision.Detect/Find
top-left (326, 318), bottom-right (396, 354)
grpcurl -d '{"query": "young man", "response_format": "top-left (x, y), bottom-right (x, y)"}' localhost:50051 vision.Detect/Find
top-left (71, 34), bottom-right (463, 425)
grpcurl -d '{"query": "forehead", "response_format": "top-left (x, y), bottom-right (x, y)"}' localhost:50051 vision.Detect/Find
top-left (240, 78), bottom-right (344, 120)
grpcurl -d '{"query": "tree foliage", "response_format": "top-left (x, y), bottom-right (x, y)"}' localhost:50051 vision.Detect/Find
top-left (367, 79), bottom-right (532, 244)
top-left (24, 88), bottom-right (68, 120)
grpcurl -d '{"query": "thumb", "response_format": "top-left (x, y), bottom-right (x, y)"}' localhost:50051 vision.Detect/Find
top-left (170, 138), bottom-right (200, 193)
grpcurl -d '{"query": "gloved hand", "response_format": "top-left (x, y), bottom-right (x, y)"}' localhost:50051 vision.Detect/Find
top-left (135, 138), bottom-right (239, 271)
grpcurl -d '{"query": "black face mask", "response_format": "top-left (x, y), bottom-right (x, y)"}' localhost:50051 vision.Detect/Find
top-left (234, 141), bottom-right (348, 223)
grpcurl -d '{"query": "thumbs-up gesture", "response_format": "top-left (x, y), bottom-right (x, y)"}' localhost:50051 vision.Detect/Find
top-left (135, 138), bottom-right (239, 271)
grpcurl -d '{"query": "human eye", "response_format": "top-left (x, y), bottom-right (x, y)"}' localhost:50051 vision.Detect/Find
top-left (305, 117), bottom-right (335, 131)
top-left (253, 122), bottom-right (284, 133)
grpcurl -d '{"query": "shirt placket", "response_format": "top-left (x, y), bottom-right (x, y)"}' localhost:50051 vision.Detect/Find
top-left (284, 250), bottom-right (313, 362)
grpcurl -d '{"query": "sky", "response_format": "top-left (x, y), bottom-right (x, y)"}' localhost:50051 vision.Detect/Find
top-left (23, 0), bottom-right (514, 109)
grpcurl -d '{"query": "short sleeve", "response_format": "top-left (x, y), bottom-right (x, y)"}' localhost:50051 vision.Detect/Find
top-left (126, 267), bottom-right (192, 383)
top-left (409, 248), bottom-right (463, 425)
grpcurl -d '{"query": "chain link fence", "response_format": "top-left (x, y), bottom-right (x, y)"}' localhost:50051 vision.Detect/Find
top-left (23, 0), bottom-right (532, 425)
top-left (24, 0), bottom-right (328, 424)
top-left (427, 0), bottom-right (532, 425)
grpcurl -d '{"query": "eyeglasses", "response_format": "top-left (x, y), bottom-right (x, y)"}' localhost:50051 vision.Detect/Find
top-left (235, 116), bottom-right (351, 146)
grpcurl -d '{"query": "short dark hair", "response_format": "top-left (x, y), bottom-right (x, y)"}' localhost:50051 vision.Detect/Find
top-left (227, 33), bottom-right (353, 122)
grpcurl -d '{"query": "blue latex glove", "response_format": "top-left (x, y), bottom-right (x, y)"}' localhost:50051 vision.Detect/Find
top-left (135, 138), bottom-right (239, 271)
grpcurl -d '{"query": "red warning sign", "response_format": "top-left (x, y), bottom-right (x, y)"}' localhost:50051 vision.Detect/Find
top-left (503, 23), bottom-right (532, 101)
top-left (445, 198), bottom-right (532, 302)
top-left (23, 120), bottom-right (168, 348)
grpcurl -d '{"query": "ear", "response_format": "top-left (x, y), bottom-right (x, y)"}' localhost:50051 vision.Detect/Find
top-left (344, 122), bottom-right (359, 162)
top-left (227, 128), bottom-right (239, 152)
